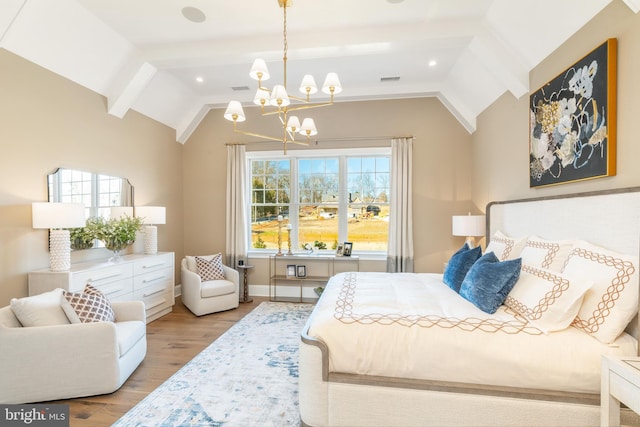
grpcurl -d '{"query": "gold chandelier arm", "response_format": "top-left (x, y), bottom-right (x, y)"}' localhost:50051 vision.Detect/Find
top-left (260, 101), bottom-right (334, 116)
top-left (232, 128), bottom-right (309, 146)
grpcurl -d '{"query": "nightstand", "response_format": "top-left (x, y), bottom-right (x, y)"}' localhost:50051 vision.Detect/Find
top-left (601, 355), bottom-right (640, 426)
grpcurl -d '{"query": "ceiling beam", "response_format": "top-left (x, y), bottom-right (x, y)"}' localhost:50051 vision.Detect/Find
top-left (107, 61), bottom-right (157, 119)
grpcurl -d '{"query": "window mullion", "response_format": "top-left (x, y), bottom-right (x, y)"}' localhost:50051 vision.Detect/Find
top-left (290, 157), bottom-right (299, 250)
top-left (338, 156), bottom-right (348, 243)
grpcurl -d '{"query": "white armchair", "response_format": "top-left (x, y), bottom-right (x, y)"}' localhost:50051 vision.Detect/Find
top-left (181, 256), bottom-right (239, 316)
top-left (0, 300), bottom-right (146, 404)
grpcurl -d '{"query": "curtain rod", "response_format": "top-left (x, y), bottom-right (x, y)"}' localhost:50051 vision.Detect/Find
top-left (225, 135), bottom-right (414, 146)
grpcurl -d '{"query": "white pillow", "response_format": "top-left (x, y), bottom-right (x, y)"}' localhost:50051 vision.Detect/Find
top-left (562, 240), bottom-right (639, 344)
top-left (505, 265), bottom-right (592, 333)
top-left (10, 288), bottom-right (70, 327)
top-left (519, 235), bottom-right (574, 272)
top-left (485, 230), bottom-right (527, 261)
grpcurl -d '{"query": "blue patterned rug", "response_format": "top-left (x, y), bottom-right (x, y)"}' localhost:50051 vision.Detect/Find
top-left (113, 302), bottom-right (313, 427)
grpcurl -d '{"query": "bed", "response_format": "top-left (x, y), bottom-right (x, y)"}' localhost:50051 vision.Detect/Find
top-left (299, 187), bottom-right (640, 427)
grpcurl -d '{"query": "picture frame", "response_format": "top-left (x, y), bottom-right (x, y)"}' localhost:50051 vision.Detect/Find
top-left (296, 265), bottom-right (307, 278)
top-left (286, 265), bottom-right (297, 278)
top-left (343, 242), bottom-right (353, 257)
top-left (529, 38), bottom-right (617, 188)
top-left (336, 243), bottom-right (344, 256)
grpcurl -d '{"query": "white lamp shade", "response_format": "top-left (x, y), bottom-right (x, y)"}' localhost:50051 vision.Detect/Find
top-left (110, 206), bottom-right (134, 219)
top-left (286, 116), bottom-right (301, 132)
top-left (299, 74), bottom-right (318, 95)
top-left (249, 58), bottom-right (270, 81)
top-left (269, 85), bottom-right (290, 107)
top-left (452, 215), bottom-right (486, 237)
top-left (136, 206), bottom-right (166, 225)
top-left (253, 88), bottom-right (270, 106)
top-left (322, 72), bottom-right (342, 95)
top-left (224, 101), bottom-right (246, 122)
top-left (299, 118), bottom-right (318, 136)
top-left (32, 202), bottom-right (85, 229)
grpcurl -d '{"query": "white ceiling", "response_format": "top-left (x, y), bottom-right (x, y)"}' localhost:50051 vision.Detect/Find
top-left (1, 0), bottom-right (638, 143)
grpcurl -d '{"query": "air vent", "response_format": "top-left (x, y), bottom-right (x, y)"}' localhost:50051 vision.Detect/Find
top-left (231, 86), bottom-right (251, 91)
top-left (380, 76), bottom-right (400, 82)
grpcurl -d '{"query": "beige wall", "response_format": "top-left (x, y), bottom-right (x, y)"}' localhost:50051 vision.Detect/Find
top-left (472, 1), bottom-right (640, 212)
top-left (183, 97), bottom-right (474, 283)
top-left (0, 49), bottom-right (184, 306)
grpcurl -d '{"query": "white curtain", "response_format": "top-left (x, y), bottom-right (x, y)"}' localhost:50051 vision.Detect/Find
top-left (387, 137), bottom-right (414, 272)
top-left (225, 145), bottom-right (247, 267)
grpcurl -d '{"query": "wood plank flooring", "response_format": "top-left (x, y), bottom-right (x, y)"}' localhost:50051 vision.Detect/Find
top-left (53, 296), bottom-right (269, 427)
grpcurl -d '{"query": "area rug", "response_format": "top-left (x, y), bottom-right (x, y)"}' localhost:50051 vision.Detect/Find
top-left (113, 302), bottom-right (314, 427)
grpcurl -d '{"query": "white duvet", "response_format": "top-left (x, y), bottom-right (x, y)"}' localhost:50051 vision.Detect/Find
top-left (306, 272), bottom-right (637, 394)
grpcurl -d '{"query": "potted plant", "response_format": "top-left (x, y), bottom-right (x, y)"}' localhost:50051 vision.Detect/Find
top-left (94, 215), bottom-right (144, 258)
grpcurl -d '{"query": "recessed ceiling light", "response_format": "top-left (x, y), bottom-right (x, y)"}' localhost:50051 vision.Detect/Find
top-left (195, 76), bottom-right (204, 83)
top-left (429, 60), bottom-right (437, 67)
top-left (386, 0), bottom-right (405, 3)
top-left (182, 6), bottom-right (206, 23)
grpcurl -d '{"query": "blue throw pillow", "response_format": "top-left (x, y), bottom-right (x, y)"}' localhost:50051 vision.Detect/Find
top-left (459, 252), bottom-right (522, 314)
top-left (443, 244), bottom-right (482, 293)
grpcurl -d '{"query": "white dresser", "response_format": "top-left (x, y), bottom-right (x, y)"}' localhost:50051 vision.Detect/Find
top-left (28, 252), bottom-right (175, 323)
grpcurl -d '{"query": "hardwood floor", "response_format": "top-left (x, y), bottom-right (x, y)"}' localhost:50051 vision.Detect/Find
top-left (53, 296), bottom-right (269, 427)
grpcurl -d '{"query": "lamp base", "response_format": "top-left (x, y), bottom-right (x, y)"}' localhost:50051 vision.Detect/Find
top-left (464, 236), bottom-right (477, 248)
top-left (144, 225), bottom-right (158, 255)
top-left (49, 229), bottom-right (71, 271)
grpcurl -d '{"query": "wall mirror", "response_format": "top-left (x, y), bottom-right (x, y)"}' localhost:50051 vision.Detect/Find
top-left (47, 168), bottom-right (134, 218)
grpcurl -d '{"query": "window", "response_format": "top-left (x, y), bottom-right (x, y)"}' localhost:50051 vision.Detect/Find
top-left (247, 148), bottom-right (391, 255)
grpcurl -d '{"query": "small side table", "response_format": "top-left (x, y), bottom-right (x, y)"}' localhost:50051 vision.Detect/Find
top-left (601, 355), bottom-right (640, 426)
top-left (236, 265), bottom-right (254, 303)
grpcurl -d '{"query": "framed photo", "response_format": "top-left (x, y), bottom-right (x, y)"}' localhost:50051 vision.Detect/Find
top-left (286, 265), bottom-right (296, 278)
top-left (296, 265), bottom-right (307, 278)
top-left (343, 242), bottom-right (353, 257)
top-left (529, 38), bottom-right (617, 187)
top-left (336, 243), bottom-right (344, 256)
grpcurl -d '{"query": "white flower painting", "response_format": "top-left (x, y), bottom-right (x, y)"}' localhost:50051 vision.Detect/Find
top-left (529, 39), bottom-right (616, 187)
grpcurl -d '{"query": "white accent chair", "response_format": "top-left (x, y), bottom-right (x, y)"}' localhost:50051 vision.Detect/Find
top-left (181, 256), bottom-right (239, 316)
top-left (0, 300), bottom-right (146, 404)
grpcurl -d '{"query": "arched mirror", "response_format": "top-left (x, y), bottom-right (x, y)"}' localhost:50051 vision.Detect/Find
top-left (47, 168), bottom-right (134, 218)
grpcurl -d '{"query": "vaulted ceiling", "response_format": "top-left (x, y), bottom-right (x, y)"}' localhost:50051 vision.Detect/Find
top-left (1, 0), bottom-right (637, 143)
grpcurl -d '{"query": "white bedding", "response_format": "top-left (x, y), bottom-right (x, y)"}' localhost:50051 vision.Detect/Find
top-left (306, 271), bottom-right (638, 394)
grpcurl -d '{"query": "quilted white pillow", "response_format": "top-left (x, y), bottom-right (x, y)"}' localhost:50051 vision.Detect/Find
top-left (485, 230), bottom-right (527, 261)
top-left (562, 240), bottom-right (639, 343)
top-left (9, 288), bottom-right (70, 327)
top-left (519, 235), bottom-right (574, 272)
top-left (505, 265), bottom-right (592, 333)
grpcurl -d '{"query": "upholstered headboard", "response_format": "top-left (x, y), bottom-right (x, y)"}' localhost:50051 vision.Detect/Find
top-left (486, 187), bottom-right (640, 351)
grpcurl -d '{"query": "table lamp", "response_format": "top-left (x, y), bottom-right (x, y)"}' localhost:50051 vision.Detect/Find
top-left (452, 213), bottom-right (485, 249)
top-left (135, 206), bottom-right (166, 254)
top-left (32, 202), bottom-right (86, 271)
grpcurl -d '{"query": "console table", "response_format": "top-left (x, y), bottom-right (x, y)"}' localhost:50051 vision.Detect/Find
top-left (28, 252), bottom-right (175, 323)
top-left (269, 254), bottom-right (359, 303)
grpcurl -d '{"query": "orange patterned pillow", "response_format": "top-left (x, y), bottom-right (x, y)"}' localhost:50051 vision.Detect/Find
top-left (61, 284), bottom-right (115, 323)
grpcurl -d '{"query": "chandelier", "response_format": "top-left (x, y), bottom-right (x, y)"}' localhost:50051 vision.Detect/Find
top-left (223, 0), bottom-right (342, 154)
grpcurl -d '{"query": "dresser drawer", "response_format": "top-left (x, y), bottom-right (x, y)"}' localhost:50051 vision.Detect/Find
top-left (133, 267), bottom-right (173, 291)
top-left (133, 253), bottom-right (173, 276)
top-left (133, 283), bottom-right (174, 319)
top-left (71, 263), bottom-right (133, 292)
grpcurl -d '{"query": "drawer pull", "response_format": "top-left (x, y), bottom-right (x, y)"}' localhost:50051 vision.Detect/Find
top-left (142, 263), bottom-right (165, 269)
top-left (142, 275), bottom-right (166, 284)
top-left (89, 273), bottom-right (122, 282)
top-left (103, 288), bottom-right (122, 296)
top-left (143, 288), bottom-right (165, 298)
